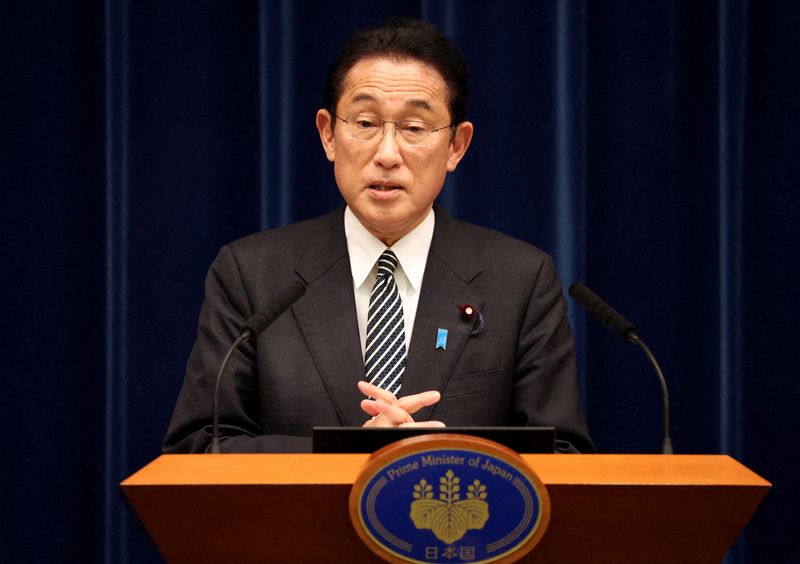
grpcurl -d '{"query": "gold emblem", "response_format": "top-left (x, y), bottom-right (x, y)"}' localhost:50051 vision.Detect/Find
top-left (409, 469), bottom-right (489, 544)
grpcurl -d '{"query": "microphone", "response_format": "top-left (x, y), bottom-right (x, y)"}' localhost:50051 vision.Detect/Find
top-left (242, 281), bottom-right (307, 337)
top-left (210, 281), bottom-right (307, 453)
top-left (568, 282), bottom-right (637, 341)
top-left (568, 282), bottom-right (673, 455)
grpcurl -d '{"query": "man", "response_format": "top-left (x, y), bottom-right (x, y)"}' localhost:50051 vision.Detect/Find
top-left (163, 18), bottom-right (593, 454)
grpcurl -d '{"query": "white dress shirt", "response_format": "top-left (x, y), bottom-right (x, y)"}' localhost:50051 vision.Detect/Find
top-left (344, 206), bottom-right (435, 361)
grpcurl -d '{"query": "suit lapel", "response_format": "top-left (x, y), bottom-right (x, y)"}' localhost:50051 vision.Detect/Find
top-left (402, 206), bottom-right (483, 421)
top-left (292, 208), bottom-right (367, 426)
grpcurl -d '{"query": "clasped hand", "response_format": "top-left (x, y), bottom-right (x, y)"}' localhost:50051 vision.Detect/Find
top-left (358, 380), bottom-right (445, 428)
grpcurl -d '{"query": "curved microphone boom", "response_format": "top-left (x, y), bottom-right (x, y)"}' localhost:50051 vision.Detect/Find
top-left (210, 281), bottom-right (307, 454)
top-left (568, 282), bottom-right (673, 455)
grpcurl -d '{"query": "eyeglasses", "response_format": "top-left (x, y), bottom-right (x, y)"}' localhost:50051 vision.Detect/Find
top-left (334, 114), bottom-right (453, 147)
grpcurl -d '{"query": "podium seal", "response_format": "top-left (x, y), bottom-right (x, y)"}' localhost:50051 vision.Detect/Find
top-left (349, 434), bottom-right (550, 563)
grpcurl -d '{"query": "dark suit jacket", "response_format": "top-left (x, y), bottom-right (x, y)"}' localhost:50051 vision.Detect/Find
top-left (163, 205), bottom-right (593, 453)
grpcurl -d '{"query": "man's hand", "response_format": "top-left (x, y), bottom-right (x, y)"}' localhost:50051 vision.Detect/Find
top-left (357, 381), bottom-right (445, 428)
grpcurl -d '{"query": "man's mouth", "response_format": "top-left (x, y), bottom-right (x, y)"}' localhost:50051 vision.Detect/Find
top-left (368, 183), bottom-right (402, 191)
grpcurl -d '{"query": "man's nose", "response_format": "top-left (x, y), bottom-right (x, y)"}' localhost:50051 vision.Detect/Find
top-left (373, 123), bottom-right (402, 168)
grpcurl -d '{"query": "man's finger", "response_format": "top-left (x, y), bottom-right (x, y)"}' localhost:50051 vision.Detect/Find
top-left (357, 380), bottom-right (398, 404)
top-left (362, 398), bottom-right (413, 427)
top-left (398, 421), bottom-right (447, 428)
top-left (397, 390), bottom-right (441, 415)
top-left (360, 398), bottom-right (381, 417)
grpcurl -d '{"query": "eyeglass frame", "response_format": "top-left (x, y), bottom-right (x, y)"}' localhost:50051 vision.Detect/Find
top-left (333, 114), bottom-right (455, 146)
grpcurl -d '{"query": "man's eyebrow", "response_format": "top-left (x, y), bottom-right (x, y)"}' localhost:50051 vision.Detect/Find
top-left (350, 93), bottom-right (378, 104)
top-left (406, 99), bottom-right (432, 111)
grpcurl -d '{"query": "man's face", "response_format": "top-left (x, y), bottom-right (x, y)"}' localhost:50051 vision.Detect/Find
top-left (316, 58), bottom-right (473, 246)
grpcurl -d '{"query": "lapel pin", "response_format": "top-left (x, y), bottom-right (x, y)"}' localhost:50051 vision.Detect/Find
top-left (436, 328), bottom-right (448, 350)
top-left (460, 304), bottom-right (485, 337)
top-left (460, 304), bottom-right (477, 321)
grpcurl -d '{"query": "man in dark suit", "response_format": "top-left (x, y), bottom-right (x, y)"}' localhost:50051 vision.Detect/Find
top-left (163, 18), bottom-right (593, 454)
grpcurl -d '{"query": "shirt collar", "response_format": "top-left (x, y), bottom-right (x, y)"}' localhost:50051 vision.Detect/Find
top-left (344, 206), bottom-right (435, 291)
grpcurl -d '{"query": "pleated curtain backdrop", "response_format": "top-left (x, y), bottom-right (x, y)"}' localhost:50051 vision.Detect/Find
top-left (3, 1), bottom-right (799, 562)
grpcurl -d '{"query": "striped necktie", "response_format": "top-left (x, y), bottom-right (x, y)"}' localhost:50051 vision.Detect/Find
top-left (365, 249), bottom-right (406, 395)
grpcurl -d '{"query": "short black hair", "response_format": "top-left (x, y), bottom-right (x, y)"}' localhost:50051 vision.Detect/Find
top-left (323, 18), bottom-right (469, 125)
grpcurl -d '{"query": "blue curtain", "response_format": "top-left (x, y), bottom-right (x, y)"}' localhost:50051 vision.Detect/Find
top-left (3, 1), bottom-right (798, 562)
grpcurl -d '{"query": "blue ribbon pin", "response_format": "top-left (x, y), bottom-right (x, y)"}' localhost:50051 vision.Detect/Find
top-left (436, 328), bottom-right (448, 350)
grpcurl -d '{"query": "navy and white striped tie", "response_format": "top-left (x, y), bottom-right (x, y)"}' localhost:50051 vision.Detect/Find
top-left (365, 249), bottom-right (406, 395)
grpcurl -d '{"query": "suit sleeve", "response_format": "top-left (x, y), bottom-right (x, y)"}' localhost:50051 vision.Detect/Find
top-left (511, 254), bottom-right (594, 453)
top-left (162, 245), bottom-right (312, 453)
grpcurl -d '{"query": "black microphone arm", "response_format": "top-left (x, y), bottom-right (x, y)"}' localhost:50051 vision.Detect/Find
top-left (568, 282), bottom-right (673, 455)
top-left (210, 280), bottom-right (307, 454)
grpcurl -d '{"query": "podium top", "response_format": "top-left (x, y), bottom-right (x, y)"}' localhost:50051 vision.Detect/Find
top-left (121, 453), bottom-right (769, 488)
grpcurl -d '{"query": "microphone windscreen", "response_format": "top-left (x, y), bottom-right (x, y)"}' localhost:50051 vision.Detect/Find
top-left (568, 282), bottom-right (637, 341)
top-left (244, 281), bottom-right (307, 338)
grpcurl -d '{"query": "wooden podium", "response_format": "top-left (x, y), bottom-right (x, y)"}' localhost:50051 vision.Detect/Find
top-left (121, 454), bottom-right (769, 563)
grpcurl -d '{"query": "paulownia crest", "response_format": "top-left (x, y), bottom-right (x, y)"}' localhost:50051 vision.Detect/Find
top-left (409, 469), bottom-right (489, 544)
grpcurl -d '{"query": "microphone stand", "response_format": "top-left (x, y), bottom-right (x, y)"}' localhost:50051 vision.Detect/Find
top-left (210, 331), bottom-right (251, 454)
top-left (628, 334), bottom-right (673, 455)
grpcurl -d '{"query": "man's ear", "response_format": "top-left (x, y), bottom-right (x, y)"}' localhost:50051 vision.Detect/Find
top-left (316, 109), bottom-right (336, 162)
top-left (446, 121), bottom-right (474, 172)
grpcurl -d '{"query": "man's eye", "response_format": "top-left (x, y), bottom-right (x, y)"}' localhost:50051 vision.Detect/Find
top-left (354, 118), bottom-right (379, 129)
top-left (401, 123), bottom-right (427, 135)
